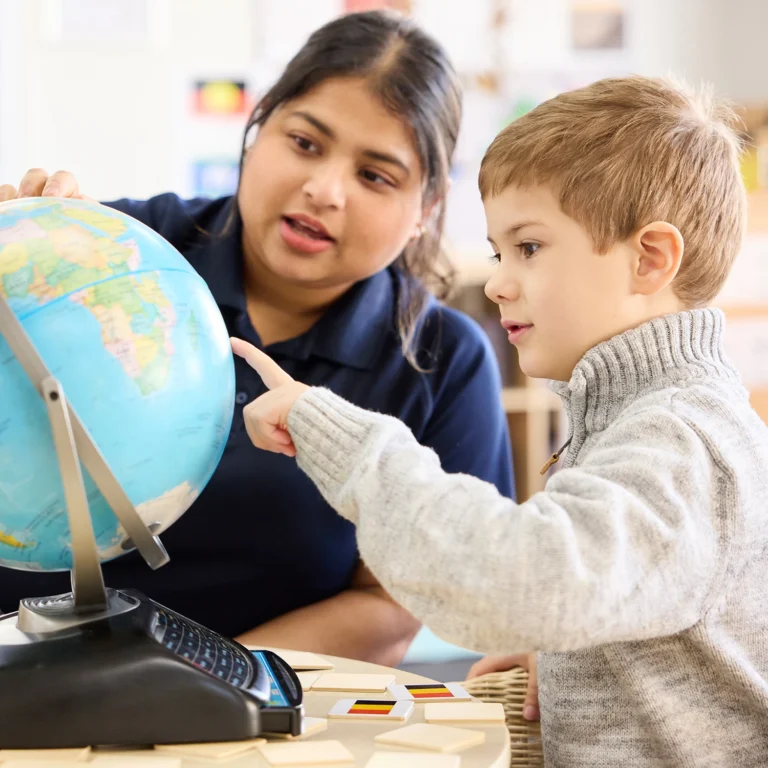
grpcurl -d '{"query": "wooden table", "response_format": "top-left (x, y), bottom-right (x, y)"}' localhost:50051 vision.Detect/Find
top-left (84, 650), bottom-right (511, 767)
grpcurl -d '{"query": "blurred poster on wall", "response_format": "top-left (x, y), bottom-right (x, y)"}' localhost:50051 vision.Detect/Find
top-left (191, 159), bottom-right (240, 199)
top-left (39, 0), bottom-right (169, 47)
top-left (192, 80), bottom-right (250, 117)
top-left (344, 0), bottom-right (412, 13)
top-left (571, 0), bottom-right (625, 50)
top-left (739, 106), bottom-right (768, 192)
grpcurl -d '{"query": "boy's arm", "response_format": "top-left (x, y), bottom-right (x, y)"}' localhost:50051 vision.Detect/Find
top-left (288, 388), bottom-right (719, 656)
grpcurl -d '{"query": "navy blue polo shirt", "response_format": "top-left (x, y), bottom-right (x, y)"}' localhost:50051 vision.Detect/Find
top-left (0, 194), bottom-right (514, 637)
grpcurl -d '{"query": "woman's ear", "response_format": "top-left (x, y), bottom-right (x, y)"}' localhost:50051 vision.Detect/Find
top-left (244, 123), bottom-right (258, 151)
top-left (414, 191), bottom-right (445, 242)
top-left (630, 221), bottom-right (684, 296)
top-left (409, 223), bottom-right (425, 242)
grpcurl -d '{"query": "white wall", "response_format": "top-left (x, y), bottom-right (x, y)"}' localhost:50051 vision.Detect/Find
top-left (715, 0), bottom-right (768, 104)
top-left (630, 0), bottom-right (767, 104)
top-left (1, 0), bottom-right (262, 199)
top-left (0, 0), bottom-right (26, 184)
top-left (0, 0), bottom-right (766, 238)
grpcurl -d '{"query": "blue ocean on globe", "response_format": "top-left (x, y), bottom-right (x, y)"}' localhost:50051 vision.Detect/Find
top-left (0, 197), bottom-right (235, 571)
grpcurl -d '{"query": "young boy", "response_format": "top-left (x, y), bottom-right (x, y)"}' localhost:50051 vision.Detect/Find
top-left (232, 76), bottom-right (768, 767)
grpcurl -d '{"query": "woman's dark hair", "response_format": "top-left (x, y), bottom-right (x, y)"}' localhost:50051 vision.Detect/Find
top-left (236, 10), bottom-right (462, 368)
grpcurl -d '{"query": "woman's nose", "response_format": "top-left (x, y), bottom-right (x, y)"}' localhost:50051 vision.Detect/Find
top-left (302, 163), bottom-right (346, 210)
top-left (484, 264), bottom-right (520, 305)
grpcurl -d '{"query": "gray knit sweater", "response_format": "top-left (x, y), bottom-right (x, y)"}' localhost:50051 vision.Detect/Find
top-left (287, 309), bottom-right (768, 767)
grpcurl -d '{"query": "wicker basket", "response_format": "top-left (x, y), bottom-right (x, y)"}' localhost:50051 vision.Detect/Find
top-left (460, 667), bottom-right (544, 767)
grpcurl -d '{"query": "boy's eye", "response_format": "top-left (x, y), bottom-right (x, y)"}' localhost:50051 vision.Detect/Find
top-left (518, 242), bottom-right (540, 259)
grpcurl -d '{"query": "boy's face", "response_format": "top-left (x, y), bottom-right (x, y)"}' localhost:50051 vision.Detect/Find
top-left (484, 184), bottom-right (638, 381)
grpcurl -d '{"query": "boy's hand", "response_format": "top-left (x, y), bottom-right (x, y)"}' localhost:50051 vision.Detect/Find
top-left (230, 338), bottom-right (310, 458)
top-left (0, 169), bottom-right (89, 202)
top-left (467, 652), bottom-right (539, 721)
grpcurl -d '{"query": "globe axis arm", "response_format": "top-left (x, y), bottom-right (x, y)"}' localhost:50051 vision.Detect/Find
top-left (0, 292), bottom-right (170, 575)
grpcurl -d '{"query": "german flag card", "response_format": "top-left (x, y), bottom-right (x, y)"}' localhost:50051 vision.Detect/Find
top-left (387, 682), bottom-right (472, 702)
top-left (327, 698), bottom-right (414, 722)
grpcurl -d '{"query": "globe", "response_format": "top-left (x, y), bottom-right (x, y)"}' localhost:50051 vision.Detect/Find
top-left (0, 197), bottom-right (235, 572)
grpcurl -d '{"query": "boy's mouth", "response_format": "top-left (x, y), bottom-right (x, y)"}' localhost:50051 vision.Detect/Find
top-left (501, 320), bottom-right (533, 344)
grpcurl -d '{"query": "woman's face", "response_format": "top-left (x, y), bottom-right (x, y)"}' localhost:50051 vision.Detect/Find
top-left (238, 76), bottom-right (426, 292)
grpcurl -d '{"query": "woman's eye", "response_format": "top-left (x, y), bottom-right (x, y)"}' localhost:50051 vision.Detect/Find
top-left (291, 135), bottom-right (318, 153)
top-left (518, 242), bottom-right (540, 259)
top-left (489, 252), bottom-right (501, 264)
top-left (360, 169), bottom-right (393, 187)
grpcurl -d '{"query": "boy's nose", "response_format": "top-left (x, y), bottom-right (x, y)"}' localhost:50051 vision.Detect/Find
top-left (302, 163), bottom-right (347, 210)
top-left (484, 266), bottom-right (520, 305)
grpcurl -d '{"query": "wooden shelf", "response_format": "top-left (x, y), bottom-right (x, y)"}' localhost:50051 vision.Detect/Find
top-left (751, 389), bottom-right (768, 423)
top-left (721, 304), bottom-right (768, 318)
top-left (750, 189), bottom-right (768, 232)
top-left (501, 386), bottom-right (562, 413)
top-left (500, 385), bottom-right (564, 501)
top-left (453, 257), bottom-right (494, 289)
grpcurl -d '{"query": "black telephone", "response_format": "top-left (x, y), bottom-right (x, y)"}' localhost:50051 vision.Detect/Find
top-left (0, 264), bottom-right (303, 749)
top-left (0, 589), bottom-right (303, 748)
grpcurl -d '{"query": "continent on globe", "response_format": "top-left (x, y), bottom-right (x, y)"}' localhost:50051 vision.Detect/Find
top-left (0, 209), bottom-right (176, 395)
top-left (0, 529), bottom-right (32, 549)
top-left (0, 197), bottom-right (235, 573)
top-left (70, 274), bottom-right (176, 395)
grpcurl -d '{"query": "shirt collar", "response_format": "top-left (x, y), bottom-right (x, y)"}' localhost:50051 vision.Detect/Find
top-left (187, 199), bottom-right (247, 314)
top-left (287, 267), bottom-right (396, 370)
top-left (189, 200), bottom-right (396, 371)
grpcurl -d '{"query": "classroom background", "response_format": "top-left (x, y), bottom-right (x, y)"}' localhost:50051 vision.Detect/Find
top-left (1, 0), bottom-right (766, 677)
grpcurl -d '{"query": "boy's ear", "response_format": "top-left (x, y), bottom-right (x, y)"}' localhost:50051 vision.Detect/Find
top-left (629, 221), bottom-right (684, 296)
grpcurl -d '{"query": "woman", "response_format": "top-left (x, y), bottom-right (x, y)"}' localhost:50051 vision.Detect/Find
top-left (0, 11), bottom-right (513, 665)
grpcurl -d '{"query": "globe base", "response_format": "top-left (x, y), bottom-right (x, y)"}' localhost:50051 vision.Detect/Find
top-left (17, 589), bottom-right (140, 634)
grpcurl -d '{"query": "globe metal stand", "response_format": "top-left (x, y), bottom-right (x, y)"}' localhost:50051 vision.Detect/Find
top-left (0, 292), bottom-right (169, 632)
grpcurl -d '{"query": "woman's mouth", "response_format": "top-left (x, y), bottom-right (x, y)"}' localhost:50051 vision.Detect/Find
top-left (280, 216), bottom-right (335, 254)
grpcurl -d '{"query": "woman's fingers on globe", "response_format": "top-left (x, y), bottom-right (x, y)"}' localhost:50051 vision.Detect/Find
top-left (42, 170), bottom-right (80, 198)
top-left (230, 337), bottom-right (294, 390)
top-left (16, 168), bottom-right (49, 198)
top-left (0, 185), bottom-right (17, 203)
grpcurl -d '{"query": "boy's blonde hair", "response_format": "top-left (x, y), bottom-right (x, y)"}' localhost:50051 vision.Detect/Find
top-left (479, 76), bottom-right (747, 306)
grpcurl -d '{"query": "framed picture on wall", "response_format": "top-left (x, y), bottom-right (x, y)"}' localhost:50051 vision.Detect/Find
top-left (39, 0), bottom-right (169, 47)
top-left (191, 159), bottom-right (240, 199)
top-left (570, 0), bottom-right (625, 51)
top-left (343, 0), bottom-right (412, 13)
top-left (192, 80), bottom-right (250, 117)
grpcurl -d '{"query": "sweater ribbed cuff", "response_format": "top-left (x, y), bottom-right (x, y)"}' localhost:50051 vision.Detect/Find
top-left (287, 387), bottom-right (379, 525)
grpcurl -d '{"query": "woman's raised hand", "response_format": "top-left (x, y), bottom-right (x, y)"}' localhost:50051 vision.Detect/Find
top-left (0, 169), bottom-right (88, 203)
